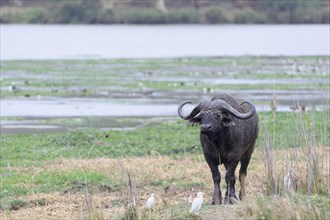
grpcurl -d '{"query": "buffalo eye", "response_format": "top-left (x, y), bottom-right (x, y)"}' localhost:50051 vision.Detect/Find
top-left (214, 112), bottom-right (222, 119)
top-left (222, 117), bottom-right (236, 127)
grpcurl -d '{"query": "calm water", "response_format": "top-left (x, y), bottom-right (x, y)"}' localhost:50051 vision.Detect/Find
top-left (1, 24), bottom-right (329, 60)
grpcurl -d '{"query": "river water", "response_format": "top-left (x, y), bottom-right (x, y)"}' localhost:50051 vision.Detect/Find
top-left (1, 24), bottom-right (329, 60)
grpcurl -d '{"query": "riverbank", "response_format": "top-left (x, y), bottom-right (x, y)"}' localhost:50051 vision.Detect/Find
top-left (1, 55), bottom-right (329, 219)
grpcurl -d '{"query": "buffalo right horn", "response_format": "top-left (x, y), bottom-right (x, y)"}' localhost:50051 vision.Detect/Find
top-left (178, 99), bottom-right (210, 120)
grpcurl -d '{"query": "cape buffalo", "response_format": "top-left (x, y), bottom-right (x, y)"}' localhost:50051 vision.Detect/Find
top-left (178, 94), bottom-right (258, 204)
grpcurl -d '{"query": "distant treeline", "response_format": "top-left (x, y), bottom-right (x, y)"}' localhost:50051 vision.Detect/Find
top-left (1, 0), bottom-right (329, 24)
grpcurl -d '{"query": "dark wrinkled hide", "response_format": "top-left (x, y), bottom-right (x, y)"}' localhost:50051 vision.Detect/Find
top-left (178, 94), bottom-right (258, 205)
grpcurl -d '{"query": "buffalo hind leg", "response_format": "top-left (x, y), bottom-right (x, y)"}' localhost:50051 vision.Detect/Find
top-left (239, 157), bottom-right (251, 200)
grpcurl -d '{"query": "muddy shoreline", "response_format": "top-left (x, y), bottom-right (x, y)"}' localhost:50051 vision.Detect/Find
top-left (1, 95), bottom-right (328, 134)
top-left (1, 56), bottom-right (329, 134)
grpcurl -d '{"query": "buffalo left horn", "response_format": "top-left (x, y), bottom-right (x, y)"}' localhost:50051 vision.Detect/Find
top-left (212, 99), bottom-right (256, 119)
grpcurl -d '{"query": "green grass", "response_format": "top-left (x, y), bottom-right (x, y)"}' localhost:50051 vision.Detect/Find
top-left (1, 112), bottom-right (328, 168)
top-left (259, 110), bottom-right (330, 148)
top-left (1, 170), bottom-right (110, 198)
top-left (0, 119), bottom-right (199, 167)
top-left (0, 169), bottom-right (112, 210)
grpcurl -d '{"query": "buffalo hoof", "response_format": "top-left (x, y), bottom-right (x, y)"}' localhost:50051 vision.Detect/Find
top-left (211, 197), bottom-right (222, 205)
top-left (224, 195), bottom-right (238, 205)
top-left (211, 191), bottom-right (222, 205)
top-left (239, 191), bottom-right (243, 201)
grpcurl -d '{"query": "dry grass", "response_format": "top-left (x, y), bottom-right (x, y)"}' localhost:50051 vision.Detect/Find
top-left (1, 146), bottom-right (329, 220)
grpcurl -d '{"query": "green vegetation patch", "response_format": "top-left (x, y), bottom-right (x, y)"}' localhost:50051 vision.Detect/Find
top-left (0, 169), bottom-right (111, 209)
top-left (1, 56), bottom-right (329, 98)
top-left (1, 111), bottom-right (328, 168)
top-left (0, 119), bottom-right (199, 168)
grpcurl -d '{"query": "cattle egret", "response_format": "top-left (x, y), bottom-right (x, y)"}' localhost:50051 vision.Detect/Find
top-left (147, 193), bottom-right (155, 209)
top-left (8, 81), bottom-right (15, 91)
top-left (284, 169), bottom-right (292, 190)
top-left (190, 192), bottom-right (204, 213)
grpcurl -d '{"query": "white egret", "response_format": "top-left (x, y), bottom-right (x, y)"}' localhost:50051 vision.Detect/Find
top-left (8, 81), bottom-right (16, 92)
top-left (146, 193), bottom-right (155, 210)
top-left (190, 192), bottom-right (204, 213)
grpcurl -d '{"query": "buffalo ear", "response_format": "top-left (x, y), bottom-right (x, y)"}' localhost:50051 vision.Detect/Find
top-left (222, 117), bottom-right (236, 127)
top-left (187, 117), bottom-right (201, 126)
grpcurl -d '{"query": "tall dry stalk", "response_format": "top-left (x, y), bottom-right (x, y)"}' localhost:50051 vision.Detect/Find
top-left (295, 107), bottom-right (321, 201)
top-left (262, 90), bottom-right (277, 194)
top-left (82, 171), bottom-right (104, 220)
top-left (118, 159), bottom-right (140, 220)
top-left (118, 159), bottom-right (137, 205)
top-left (262, 124), bottom-right (276, 194)
top-left (83, 171), bottom-right (92, 220)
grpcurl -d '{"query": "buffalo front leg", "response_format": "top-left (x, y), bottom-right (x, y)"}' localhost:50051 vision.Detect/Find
top-left (205, 157), bottom-right (222, 205)
top-left (224, 160), bottom-right (239, 204)
top-left (239, 157), bottom-right (251, 200)
top-left (210, 165), bottom-right (222, 205)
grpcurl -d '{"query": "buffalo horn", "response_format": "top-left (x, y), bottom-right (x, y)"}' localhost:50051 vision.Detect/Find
top-left (178, 99), bottom-right (210, 120)
top-left (212, 99), bottom-right (256, 119)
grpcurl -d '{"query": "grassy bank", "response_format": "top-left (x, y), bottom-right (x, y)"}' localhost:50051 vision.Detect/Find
top-left (1, 112), bottom-right (329, 165)
top-left (0, 110), bottom-right (329, 219)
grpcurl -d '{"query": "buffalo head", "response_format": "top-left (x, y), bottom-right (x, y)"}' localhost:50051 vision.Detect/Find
top-left (178, 98), bottom-right (256, 134)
